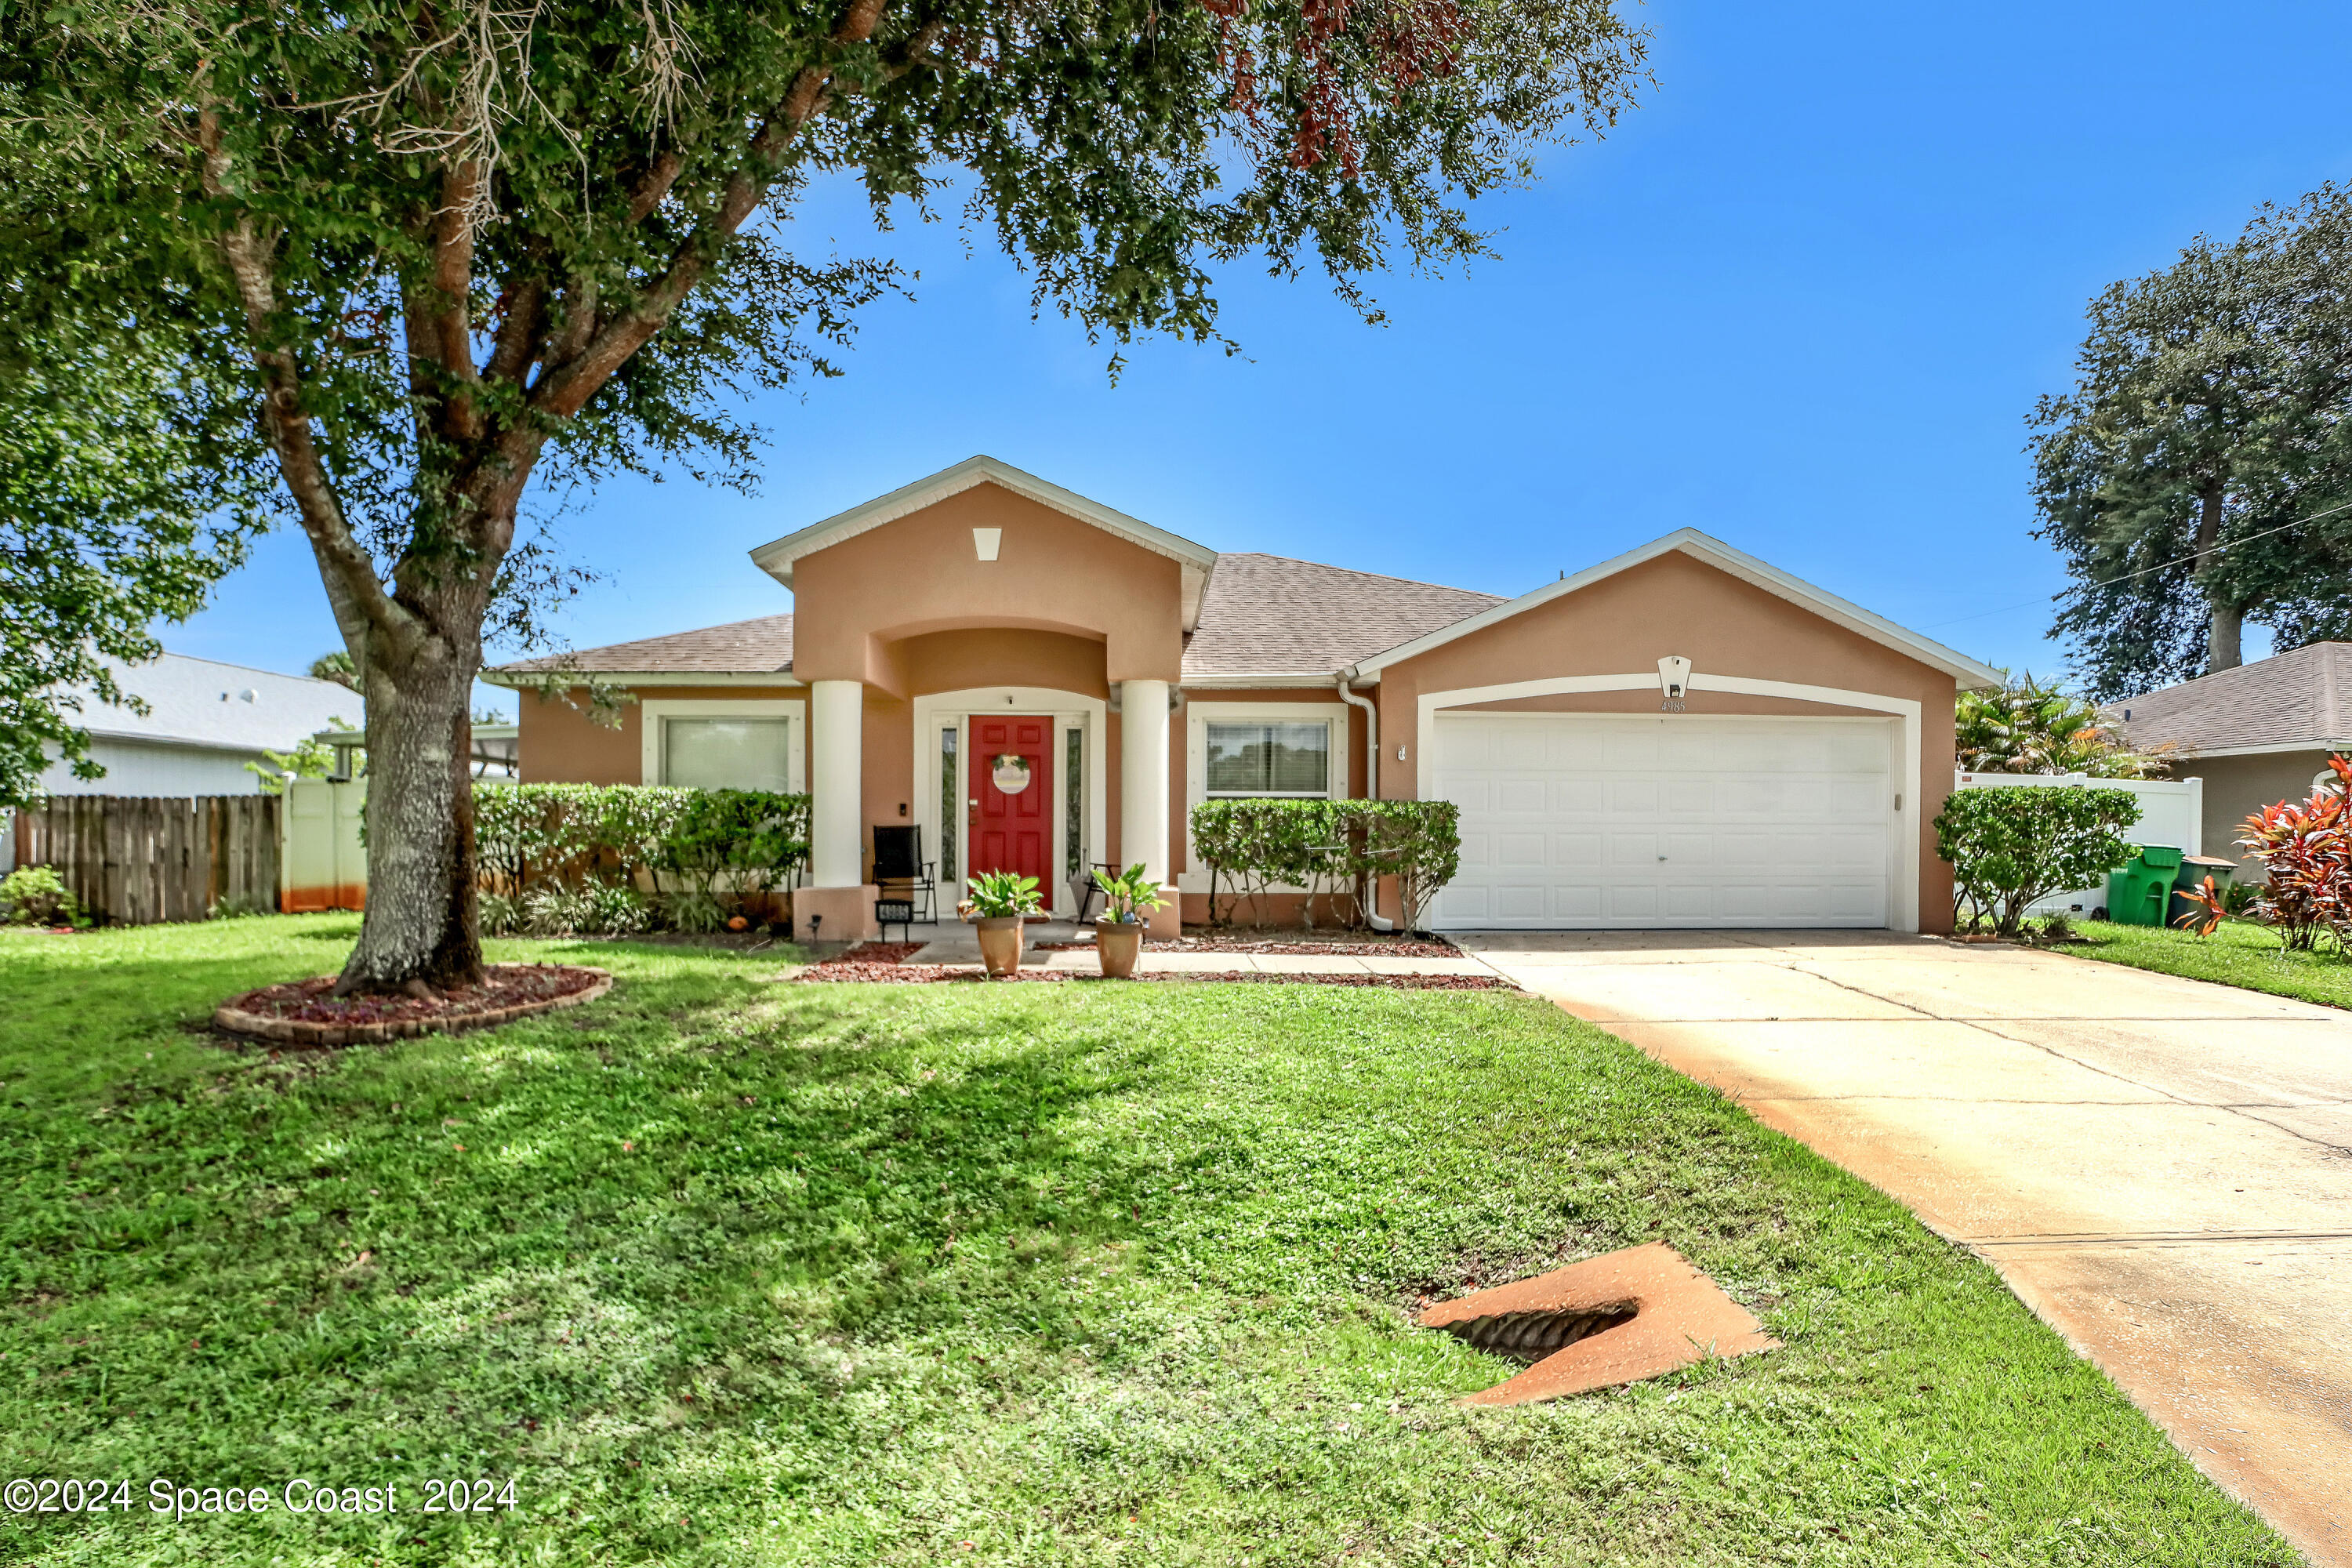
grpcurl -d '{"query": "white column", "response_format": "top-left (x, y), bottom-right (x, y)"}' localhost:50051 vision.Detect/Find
top-left (1119, 678), bottom-right (1171, 884)
top-left (808, 679), bottom-right (863, 886)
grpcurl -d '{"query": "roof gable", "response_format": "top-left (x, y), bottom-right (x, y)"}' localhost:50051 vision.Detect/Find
top-left (748, 456), bottom-right (1220, 632)
top-left (1348, 528), bottom-right (2002, 688)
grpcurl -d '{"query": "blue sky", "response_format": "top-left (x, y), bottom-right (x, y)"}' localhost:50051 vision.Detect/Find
top-left (172, 0), bottom-right (2352, 717)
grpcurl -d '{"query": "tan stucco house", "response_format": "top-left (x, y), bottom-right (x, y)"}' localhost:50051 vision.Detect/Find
top-left (488, 456), bottom-right (2000, 939)
top-left (2115, 641), bottom-right (2352, 877)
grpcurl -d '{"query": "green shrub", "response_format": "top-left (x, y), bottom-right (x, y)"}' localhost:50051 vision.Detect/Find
top-left (478, 891), bottom-right (522, 937)
top-left (1188, 799), bottom-right (1461, 933)
top-left (0, 865), bottom-right (85, 927)
top-left (470, 783), bottom-right (808, 932)
top-left (1935, 785), bottom-right (2141, 937)
top-left (522, 881), bottom-right (655, 937)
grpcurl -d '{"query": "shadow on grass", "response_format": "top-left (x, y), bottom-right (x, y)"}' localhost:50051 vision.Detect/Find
top-left (0, 969), bottom-right (1220, 1562)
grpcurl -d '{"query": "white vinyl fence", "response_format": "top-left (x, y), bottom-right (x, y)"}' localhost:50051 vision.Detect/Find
top-left (1952, 771), bottom-right (2204, 916)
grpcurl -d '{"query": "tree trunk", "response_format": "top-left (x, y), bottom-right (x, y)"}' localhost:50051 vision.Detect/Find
top-left (336, 628), bottom-right (486, 996)
top-left (2191, 477), bottom-right (2245, 672)
top-left (2209, 601), bottom-right (2245, 672)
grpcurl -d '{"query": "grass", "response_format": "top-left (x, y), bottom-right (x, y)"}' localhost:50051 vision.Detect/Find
top-left (0, 916), bottom-right (2294, 1567)
top-left (2068, 916), bottom-right (2352, 1010)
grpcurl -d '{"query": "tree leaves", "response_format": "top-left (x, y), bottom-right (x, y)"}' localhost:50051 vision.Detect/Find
top-left (2031, 185), bottom-right (2352, 697)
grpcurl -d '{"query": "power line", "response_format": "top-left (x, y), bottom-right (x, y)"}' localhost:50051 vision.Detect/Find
top-left (1920, 495), bottom-right (2352, 633)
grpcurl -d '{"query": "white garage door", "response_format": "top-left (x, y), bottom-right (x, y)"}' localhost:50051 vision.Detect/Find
top-left (1432, 713), bottom-right (1896, 930)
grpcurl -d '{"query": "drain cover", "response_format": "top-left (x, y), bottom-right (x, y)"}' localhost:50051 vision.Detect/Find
top-left (1418, 1242), bottom-right (1778, 1405)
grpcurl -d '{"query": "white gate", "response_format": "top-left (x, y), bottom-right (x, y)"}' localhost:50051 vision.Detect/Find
top-left (282, 779), bottom-right (367, 911)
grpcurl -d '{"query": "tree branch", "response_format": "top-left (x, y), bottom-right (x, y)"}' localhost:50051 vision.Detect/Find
top-left (198, 107), bottom-right (420, 661)
top-left (482, 278), bottom-right (547, 386)
top-left (530, 0), bottom-right (891, 420)
top-left (626, 151), bottom-right (686, 225)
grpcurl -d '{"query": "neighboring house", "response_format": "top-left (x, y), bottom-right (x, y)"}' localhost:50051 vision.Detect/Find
top-left (2114, 641), bottom-right (2352, 875)
top-left (488, 455), bottom-right (2000, 938)
top-left (36, 652), bottom-right (362, 798)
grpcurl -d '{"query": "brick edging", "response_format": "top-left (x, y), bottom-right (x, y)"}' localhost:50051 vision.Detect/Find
top-left (214, 967), bottom-right (613, 1047)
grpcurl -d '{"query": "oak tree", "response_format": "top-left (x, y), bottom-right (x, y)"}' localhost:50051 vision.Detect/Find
top-left (2, 0), bottom-right (1647, 992)
top-left (2031, 186), bottom-right (2352, 698)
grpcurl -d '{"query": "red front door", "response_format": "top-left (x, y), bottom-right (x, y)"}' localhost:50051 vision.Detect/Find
top-left (969, 714), bottom-right (1054, 891)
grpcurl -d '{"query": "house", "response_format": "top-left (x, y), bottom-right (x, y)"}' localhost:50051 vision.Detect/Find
top-left (34, 652), bottom-right (362, 798)
top-left (487, 456), bottom-right (2000, 938)
top-left (2114, 641), bottom-right (2352, 875)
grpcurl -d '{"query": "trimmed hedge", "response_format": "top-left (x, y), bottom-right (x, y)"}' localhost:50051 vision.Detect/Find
top-left (1934, 784), bottom-right (2140, 937)
top-left (1189, 798), bottom-right (1460, 933)
top-left (473, 784), bottom-right (811, 935)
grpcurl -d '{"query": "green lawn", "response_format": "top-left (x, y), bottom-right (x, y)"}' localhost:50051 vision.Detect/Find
top-left (2069, 916), bottom-right (2352, 1009)
top-left (0, 917), bottom-right (2292, 1566)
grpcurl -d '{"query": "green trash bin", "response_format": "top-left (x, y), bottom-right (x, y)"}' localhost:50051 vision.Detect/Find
top-left (2171, 855), bottom-right (2238, 927)
top-left (2106, 844), bottom-right (2183, 927)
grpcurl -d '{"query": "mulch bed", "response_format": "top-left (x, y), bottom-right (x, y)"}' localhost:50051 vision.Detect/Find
top-left (1034, 932), bottom-right (1461, 957)
top-left (793, 942), bottom-right (1510, 991)
top-left (216, 964), bottom-right (612, 1046)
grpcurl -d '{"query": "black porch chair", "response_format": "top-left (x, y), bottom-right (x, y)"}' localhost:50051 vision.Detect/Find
top-left (1069, 859), bottom-right (1116, 924)
top-left (872, 826), bottom-right (937, 942)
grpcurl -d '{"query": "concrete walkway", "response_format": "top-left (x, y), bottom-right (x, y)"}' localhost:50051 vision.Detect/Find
top-left (901, 921), bottom-right (1498, 977)
top-left (1454, 929), bottom-right (2352, 1567)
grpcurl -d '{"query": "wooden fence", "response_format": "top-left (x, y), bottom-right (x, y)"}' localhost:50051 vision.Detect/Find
top-left (11, 795), bottom-right (281, 925)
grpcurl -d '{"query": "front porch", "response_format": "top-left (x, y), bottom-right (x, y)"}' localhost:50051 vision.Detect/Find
top-left (793, 670), bottom-right (1180, 942)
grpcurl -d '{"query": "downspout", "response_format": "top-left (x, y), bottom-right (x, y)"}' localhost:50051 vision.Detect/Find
top-left (1337, 669), bottom-right (1394, 931)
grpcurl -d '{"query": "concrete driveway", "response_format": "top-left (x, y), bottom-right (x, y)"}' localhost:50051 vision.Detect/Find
top-left (1456, 929), bottom-right (2352, 1567)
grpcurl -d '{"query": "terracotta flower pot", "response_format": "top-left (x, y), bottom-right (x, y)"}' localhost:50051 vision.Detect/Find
top-left (975, 915), bottom-right (1025, 978)
top-left (1095, 919), bottom-right (1144, 978)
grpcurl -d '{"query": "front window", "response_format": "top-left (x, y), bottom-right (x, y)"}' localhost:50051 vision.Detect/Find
top-left (1205, 720), bottom-right (1330, 797)
top-left (662, 717), bottom-right (791, 792)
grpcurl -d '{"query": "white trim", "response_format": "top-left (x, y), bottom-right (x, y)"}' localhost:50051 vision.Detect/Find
top-left (1179, 673), bottom-right (1363, 688)
top-left (1178, 700), bottom-right (1351, 894)
top-left (1349, 528), bottom-right (2003, 689)
top-left (747, 456), bottom-right (1220, 631)
top-left (638, 698), bottom-right (807, 790)
top-left (1414, 673), bottom-right (1923, 933)
top-left (1192, 702), bottom-right (1348, 800)
top-left (487, 670), bottom-right (801, 688)
top-left (911, 686), bottom-right (1108, 920)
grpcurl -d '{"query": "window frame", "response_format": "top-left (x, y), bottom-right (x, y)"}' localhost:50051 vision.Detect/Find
top-left (637, 697), bottom-right (807, 792)
top-left (1185, 702), bottom-right (1350, 809)
top-left (1200, 717), bottom-right (1337, 800)
top-left (1181, 699), bottom-right (1354, 894)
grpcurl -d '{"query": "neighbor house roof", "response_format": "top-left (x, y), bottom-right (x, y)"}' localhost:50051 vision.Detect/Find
top-left (62, 652), bottom-right (361, 754)
top-left (746, 456), bottom-right (1222, 633)
top-left (1180, 553), bottom-right (1503, 682)
top-left (1348, 528), bottom-right (2005, 688)
top-left (492, 613), bottom-right (797, 685)
top-left (2114, 641), bottom-right (2352, 756)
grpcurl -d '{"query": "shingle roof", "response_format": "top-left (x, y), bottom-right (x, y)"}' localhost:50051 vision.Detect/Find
top-left (2114, 641), bottom-right (2352, 753)
top-left (489, 557), bottom-right (1500, 682)
top-left (1181, 553), bottom-right (1501, 680)
top-left (498, 614), bottom-right (794, 676)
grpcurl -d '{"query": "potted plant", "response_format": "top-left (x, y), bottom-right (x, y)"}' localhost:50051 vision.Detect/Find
top-left (1089, 862), bottom-right (1167, 979)
top-left (962, 869), bottom-right (1042, 978)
